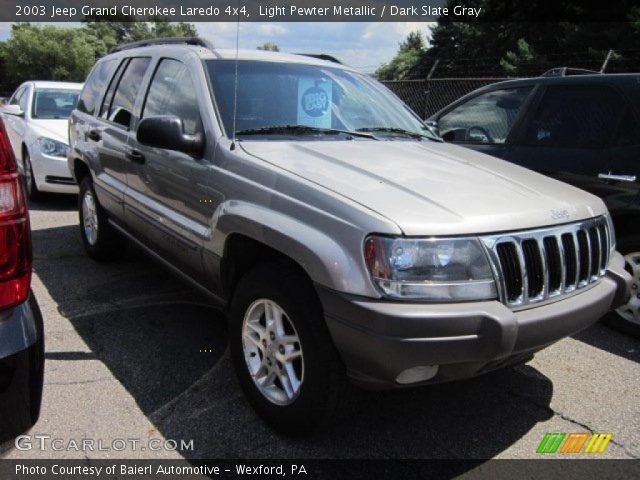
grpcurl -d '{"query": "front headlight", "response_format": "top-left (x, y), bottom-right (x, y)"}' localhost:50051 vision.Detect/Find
top-left (37, 137), bottom-right (69, 158)
top-left (364, 235), bottom-right (497, 301)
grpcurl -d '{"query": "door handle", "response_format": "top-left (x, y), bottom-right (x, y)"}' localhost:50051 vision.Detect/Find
top-left (126, 149), bottom-right (146, 164)
top-left (598, 173), bottom-right (637, 183)
top-left (87, 129), bottom-right (101, 142)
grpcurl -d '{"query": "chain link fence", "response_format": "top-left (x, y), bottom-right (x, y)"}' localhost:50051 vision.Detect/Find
top-left (383, 78), bottom-right (515, 119)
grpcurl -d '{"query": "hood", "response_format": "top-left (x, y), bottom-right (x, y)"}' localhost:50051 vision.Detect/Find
top-left (30, 119), bottom-right (69, 144)
top-left (240, 140), bottom-right (607, 236)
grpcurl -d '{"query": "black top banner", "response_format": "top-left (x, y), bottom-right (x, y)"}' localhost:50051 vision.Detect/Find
top-left (0, 0), bottom-right (638, 22)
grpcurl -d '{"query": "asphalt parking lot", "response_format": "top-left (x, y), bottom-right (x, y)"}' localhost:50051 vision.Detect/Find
top-left (4, 194), bottom-right (640, 461)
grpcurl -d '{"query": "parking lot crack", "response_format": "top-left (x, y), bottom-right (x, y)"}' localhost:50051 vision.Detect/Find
top-left (508, 391), bottom-right (624, 449)
top-left (46, 377), bottom-right (111, 386)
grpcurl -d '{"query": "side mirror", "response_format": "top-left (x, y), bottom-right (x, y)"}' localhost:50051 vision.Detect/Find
top-left (3, 105), bottom-right (24, 117)
top-left (137, 116), bottom-right (203, 156)
top-left (425, 119), bottom-right (439, 135)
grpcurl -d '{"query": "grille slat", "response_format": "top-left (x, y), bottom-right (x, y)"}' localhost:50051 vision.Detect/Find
top-left (577, 230), bottom-right (590, 284)
top-left (485, 217), bottom-right (610, 308)
top-left (543, 237), bottom-right (562, 294)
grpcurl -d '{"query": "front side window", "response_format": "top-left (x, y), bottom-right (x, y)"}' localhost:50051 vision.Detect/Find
top-left (102, 57), bottom-right (151, 128)
top-left (524, 85), bottom-right (624, 148)
top-left (438, 87), bottom-right (532, 144)
top-left (143, 59), bottom-right (201, 135)
top-left (32, 89), bottom-right (80, 119)
top-left (9, 87), bottom-right (25, 106)
top-left (78, 59), bottom-right (118, 115)
top-left (207, 60), bottom-right (436, 140)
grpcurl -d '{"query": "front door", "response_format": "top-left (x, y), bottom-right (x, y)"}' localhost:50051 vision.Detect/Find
top-left (126, 57), bottom-right (211, 282)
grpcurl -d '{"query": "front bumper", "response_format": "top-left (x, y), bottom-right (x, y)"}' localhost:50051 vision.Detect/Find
top-left (31, 150), bottom-right (78, 194)
top-left (319, 252), bottom-right (630, 389)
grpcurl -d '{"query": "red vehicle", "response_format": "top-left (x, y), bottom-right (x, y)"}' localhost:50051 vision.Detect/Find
top-left (0, 116), bottom-right (44, 446)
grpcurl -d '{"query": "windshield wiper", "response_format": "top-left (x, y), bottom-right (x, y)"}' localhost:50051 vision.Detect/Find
top-left (355, 127), bottom-right (435, 141)
top-left (235, 124), bottom-right (376, 139)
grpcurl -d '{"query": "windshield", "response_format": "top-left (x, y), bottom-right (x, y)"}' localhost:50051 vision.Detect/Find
top-left (206, 60), bottom-right (436, 140)
top-left (32, 89), bottom-right (80, 119)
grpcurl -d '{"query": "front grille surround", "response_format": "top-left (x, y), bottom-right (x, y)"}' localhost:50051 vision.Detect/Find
top-left (480, 217), bottom-right (611, 308)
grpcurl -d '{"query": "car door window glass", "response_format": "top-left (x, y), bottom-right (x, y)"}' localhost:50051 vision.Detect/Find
top-left (19, 88), bottom-right (30, 112)
top-left (9, 87), bottom-right (25, 106)
top-left (614, 107), bottom-right (640, 147)
top-left (77, 59), bottom-right (118, 115)
top-left (438, 87), bottom-right (532, 144)
top-left (525, 85), bottom-right (624, 148)
top-left (103, 57), bottom-right (151, 128)
top-left (99, 59), bottom-right (128, 120)
top-left (142, 59), bottom-right (201, 135)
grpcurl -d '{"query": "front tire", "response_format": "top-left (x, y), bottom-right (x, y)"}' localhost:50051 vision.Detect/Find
top-left (229, 262), bottom-right (355, 435)
top-left (603, 242), bottom-right (640, 337)
top-left (78, 176), bottom-right (127, 262)
top-left (23, 151), bottom-right (42, 201)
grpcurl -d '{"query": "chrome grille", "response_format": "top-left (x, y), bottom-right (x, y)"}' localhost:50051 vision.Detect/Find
top-left (481, 217), bottom-right (611, 308)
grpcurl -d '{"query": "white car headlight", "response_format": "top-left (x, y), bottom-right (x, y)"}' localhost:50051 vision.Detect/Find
top-left (364, 235), bottom-right (497, 301)
top-left (37, 137), bottom-right (69, 158)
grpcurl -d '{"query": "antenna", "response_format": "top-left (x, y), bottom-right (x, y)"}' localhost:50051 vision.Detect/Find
top-left (230, 6), bottom-right (240, 150)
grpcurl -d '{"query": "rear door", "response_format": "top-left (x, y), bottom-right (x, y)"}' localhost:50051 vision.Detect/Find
top-left (126, 56), bottom-right (211, 281)
top-left (434, 85), bottom-right (534, 159)
top-left (505, 84), bottom-right (626, 209)
top-left (91, 57), bottom-right (152, 216)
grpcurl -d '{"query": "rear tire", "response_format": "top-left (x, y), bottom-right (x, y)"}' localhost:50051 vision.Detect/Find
top-left (229, 262), bottom-right (356, 435)
top-left (78, 176), bottom-right (127, 262)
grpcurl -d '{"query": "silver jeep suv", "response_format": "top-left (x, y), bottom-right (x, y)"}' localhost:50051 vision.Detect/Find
top-left (68, 38), bottom-right (630, 434)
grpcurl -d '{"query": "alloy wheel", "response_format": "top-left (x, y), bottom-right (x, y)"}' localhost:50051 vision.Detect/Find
top-left (616, 252), bottom-right (640, 326)
top-left (82, 189), bottom-right (99, 246)
top-left (242, 299), bottom-right (304, 405)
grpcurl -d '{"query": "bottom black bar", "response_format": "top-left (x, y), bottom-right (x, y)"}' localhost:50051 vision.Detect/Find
top-left (0, 459), bottom-right (638, 480)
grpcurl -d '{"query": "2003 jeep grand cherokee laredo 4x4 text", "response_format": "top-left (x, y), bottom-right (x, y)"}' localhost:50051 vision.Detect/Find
top-left (67, 38), bottom-right (630, 435)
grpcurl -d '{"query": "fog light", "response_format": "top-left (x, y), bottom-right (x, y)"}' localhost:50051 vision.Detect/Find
top-left (396, 365), bottom-right (439, 384)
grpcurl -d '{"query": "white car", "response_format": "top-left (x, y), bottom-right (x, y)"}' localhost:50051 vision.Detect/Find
top-left (2, 81), bottom-right (82, 199)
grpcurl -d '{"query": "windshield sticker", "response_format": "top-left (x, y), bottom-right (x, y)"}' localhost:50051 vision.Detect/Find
top-left (298, 78), bottom-right (332, 128)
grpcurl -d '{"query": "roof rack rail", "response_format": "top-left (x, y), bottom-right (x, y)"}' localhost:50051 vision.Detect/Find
top-left (541, 67), bottom-right (602, 77)
top-left (110, 37), bottom-right (215, 53)
top-left (296, 53), bottom-right (342, 64)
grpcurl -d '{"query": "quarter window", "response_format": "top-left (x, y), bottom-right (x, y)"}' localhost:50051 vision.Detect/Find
top-left (438, 87), bottom-right (532, 144)
top-left (524, 85), bottom-right (624, 148)
top-left (142, 59), bottom-right (201, 135)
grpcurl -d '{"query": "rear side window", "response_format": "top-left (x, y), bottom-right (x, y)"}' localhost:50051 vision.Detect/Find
top-left (77, 59), bottom-right (118, 115)
top-left (524, 85), bottom-right (624, 148)
top-left (101, 57), bottom-right (151, 128)
top-left (142, 59), bottom-right (201, 135)
top-left (438, 87), bottom-right (532, 144)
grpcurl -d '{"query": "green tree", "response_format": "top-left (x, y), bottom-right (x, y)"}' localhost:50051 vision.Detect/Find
top-left (1, 24), bottom-right (96, 87)
top-left (384, 0), bottom-right (639, 78)
top-left (83, 16), bottom-right (198, 56)
top-left (0, 20), bottom-right (199, 93)
top-left (257, 42), bottom-right (280, 52)
top-left (376, 31), bottom-right (426, 80)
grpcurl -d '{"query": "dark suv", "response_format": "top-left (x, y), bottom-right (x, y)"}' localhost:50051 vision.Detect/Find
top-left (428, 73), bottom-right (640, 334)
